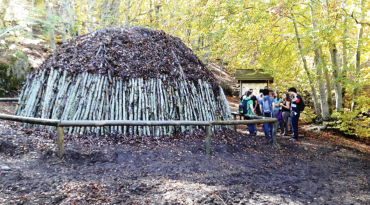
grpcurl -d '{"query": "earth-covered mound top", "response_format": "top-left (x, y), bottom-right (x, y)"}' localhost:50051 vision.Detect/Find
top-left (39, 27), bottom-right (218, 90)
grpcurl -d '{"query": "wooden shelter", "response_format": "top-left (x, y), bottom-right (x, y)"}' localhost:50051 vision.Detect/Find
top-left (235, 69), bottom-right (274, 97)
top-left (14, 27), bottom-right (231, 136)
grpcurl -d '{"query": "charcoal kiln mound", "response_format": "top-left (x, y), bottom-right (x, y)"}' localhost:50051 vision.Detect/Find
top-left (15, 27), bottom-right (231, 135)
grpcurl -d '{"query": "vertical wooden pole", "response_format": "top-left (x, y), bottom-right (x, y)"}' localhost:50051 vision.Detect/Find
top-left (233, 114), bottom-right (236, 131)
top-left (205, 125), bottom-right (211, 155)
top-left (57, 125), bottom-right (65, 158)
top-left (239, 80), bottom-right (242, 97)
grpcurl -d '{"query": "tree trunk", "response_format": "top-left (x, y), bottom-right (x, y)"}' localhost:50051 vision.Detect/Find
top-left (352, 0), bottom-right (365, 110)
top-left (109, 0), bottom-right (121, 26)
top-left (155, 2), bottom-right (161, 29)
top-left (340, 0), bottom-right (348, 110)
top-left (291, 14), bottom-right (321, 119)
top-left (315, 49), bottom-right (330, 120)
top-left (67, 0), bottom-right (76, 38)
top-left (60, 0), bottom-right (69, 43)
top-left (324, 68), bottom-right (333, 115)
top-left (310, 0), bottom-right (330, 121)
top-left (45, 0), bottom-right (56, 51)
top-left (88, 0), bottom-right (95, 32)
top-left (329, 43), bottom-right (343, 112)
top-left (149, 0), bottom-right (153, 24)
top-left (125, 0), bottom-right (131, 26)
top-left (100, 0), bottom-right (109, 28)
top-left (323, 0), bottom-right (340, 113)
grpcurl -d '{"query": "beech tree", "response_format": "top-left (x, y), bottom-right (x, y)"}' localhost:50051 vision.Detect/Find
top-left (45, 0), bottom-right (56, 50)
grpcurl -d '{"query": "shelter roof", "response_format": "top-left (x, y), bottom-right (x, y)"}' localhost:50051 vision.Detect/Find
top-left (235, 69), bottom-right (273, 81)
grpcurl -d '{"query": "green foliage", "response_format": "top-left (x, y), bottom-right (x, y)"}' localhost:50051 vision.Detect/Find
top-left (332, 93), bottom-right (370, 138)
top-left (300, 107), bottom-right (317, 124)
top-left (220, 81), bottom-right (234, 97)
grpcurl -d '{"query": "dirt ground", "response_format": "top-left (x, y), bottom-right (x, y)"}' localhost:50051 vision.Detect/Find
top-left (1, 102), bottom-right (370, 204)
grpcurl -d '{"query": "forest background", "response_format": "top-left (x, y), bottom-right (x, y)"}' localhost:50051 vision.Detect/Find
top-left (0, 0), bottom-right (369, 138)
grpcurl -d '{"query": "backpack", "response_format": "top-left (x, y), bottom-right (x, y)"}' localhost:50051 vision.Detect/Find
top-left (239, 101), bottom-right (244, 114)
top-left (298, 98), bottom-right (305, 112)
top-left (239, 99), bottom-right (251, 114)
top-left (262, 96), bottom-right (273, 114)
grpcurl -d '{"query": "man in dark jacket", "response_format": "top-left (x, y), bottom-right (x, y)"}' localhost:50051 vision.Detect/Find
top-left (288, 87), bottom-right (303, 141)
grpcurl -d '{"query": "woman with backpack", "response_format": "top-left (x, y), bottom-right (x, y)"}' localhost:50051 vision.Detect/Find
top-left (280, 93), bottom-right (291, 136)
top-left (242, 92), bottom-right (256, 135)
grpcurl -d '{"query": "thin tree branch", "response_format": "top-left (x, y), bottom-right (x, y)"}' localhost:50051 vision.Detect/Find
top-left (342, 8), bottom-right (370, 26)
top-left (0, 26), bottom-right (23, 38)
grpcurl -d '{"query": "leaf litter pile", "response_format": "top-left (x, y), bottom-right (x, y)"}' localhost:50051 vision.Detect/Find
top-left (1, 120), bottom-right (369, 204)
top-left (40, 27), bottom-right (217, 88)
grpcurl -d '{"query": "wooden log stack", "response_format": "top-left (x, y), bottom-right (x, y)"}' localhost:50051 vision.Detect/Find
top-left (14, 27), bottom-right (231, 135)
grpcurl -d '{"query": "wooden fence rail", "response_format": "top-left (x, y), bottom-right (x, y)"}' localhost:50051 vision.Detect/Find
top-left (0, 98), bottom-right (19, 102)
top-left (0, 111), bottom-right (278, 158)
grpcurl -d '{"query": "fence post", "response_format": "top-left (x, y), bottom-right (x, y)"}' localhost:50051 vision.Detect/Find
top-left (57, 125), bottom-right (64, 158)
top-left (205, 125), bottom-right (211, 155)
top-left (273, 121), bottom-right (279, 148)
top-left (233, 114), bottom-right (237, 131)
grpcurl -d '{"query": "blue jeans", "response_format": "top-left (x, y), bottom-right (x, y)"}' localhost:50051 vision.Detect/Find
top-left (288, 116), bottom-right (293, 132)
top-left (291, 111), bottom-right (300, 139)
top-left (247, 119), bottom-right (256, 135)
top-left (263, 112), bottom-right (273, 139)
top-left (273, 110), bottom-right (279, 118)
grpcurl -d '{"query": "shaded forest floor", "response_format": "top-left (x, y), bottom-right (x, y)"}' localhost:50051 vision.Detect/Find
top-left (1, 102), bottom-right (370, 204)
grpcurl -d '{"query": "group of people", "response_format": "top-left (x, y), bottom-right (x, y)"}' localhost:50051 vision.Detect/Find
top-left (240, 86), bottom-right (303, 142)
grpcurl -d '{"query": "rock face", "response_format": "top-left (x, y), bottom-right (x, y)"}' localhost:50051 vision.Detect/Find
top-left (15, 27), bottom-right (231, 136)
top-left (0, 53), bottom-right (30, 97)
